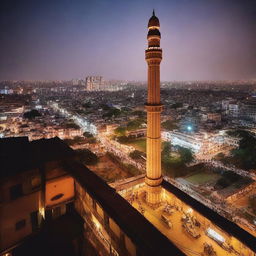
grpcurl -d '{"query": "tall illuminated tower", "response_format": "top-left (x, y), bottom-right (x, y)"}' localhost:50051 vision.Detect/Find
top-left (145, 10), bottom-right (163, 204)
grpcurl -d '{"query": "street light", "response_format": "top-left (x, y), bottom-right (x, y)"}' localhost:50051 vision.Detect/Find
top-left (187, 125), bottom-right (192, 132)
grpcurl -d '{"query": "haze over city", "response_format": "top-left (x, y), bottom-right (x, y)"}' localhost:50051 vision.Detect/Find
top-left (1, 0), bottom-right (256, 81)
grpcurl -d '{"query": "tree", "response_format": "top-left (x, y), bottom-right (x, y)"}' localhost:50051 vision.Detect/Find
top-left (127, 119), bottom-right (144, 131)
top-left (132, 110), bottom-right (146, 118)
top-left (114, 127), bottom-right (127, 136)
top-left (116, 136), bottom-right (129, 143)
top-left (76, 149), bottom-right (99, 165)
top-left (161, 142), bottom-right (172, 158)
top-left (215, 171), bottom-right (241, 189)
top-left (23, 109), bottom-right (41, 119)
top-left (178, 147), bottom-right (194, 164)
top-left (102, 108), bottom-right (121, 118)
top-left (83, 132), bottom-right (94, 138)
top-left (227, 130), bottom-right (256, 170)
top-left (162, 120), bottom-right (178, 131)
top-left (129, 150), bottom-right (145, 160)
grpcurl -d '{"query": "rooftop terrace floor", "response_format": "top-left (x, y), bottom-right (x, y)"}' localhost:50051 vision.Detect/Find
top-left (120, 184), bottom-right (255, 256)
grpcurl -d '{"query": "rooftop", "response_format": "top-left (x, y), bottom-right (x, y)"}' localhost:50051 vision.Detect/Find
top-left (0, 136), bottom-right (75, 179)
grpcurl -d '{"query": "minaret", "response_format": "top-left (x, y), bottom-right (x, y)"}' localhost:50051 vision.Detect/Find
top-left (145, 10), bottom-right (163, 204)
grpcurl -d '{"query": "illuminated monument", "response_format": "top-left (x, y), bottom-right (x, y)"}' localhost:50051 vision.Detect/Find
top-left (145, 10), bottom-right (163, 204)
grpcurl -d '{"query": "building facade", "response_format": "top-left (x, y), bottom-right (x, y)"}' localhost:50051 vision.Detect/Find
top-left (85, 76), bottom-right (104, 91)
top-left (0, 137), bottom-right (76, 253)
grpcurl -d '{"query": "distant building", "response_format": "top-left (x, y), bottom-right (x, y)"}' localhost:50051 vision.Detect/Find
top-left (0, 87), bottom-right (13, 95)
top-left (127, 128), bottom-right (146, 138)
top-left (86, 76), bottom-right (104, 91)
top-left (240, 99), bottom-right (256, 122)
top-left (221, 99), bottom-right (240, 118)
top-left (222, 100), bottom-right (230, 112)
top-left (229, 102), bottom-right (239, 118)
top-left (72, 79), bottom-right (79, 86)
top-left (207, 113), bottom-right (221, 123)
top-left (162, 130), bottom-right (239, 159)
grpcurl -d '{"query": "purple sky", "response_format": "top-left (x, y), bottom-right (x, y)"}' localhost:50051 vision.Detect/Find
top-left (0, 0), bottom-right (256, 81)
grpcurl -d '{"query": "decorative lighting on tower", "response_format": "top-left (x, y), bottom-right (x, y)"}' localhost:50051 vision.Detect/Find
top-left (145, 10), bottom-right (163, 204)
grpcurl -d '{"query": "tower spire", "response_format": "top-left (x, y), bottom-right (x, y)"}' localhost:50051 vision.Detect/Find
top-left (153, 9), bottom-right (155, 16)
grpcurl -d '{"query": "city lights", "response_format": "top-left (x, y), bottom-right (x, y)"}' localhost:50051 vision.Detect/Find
top-left (0, 2), bottom-right (256, 256)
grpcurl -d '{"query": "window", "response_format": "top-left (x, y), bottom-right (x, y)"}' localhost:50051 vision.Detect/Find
top-left (15, 219), bottom-right (26, 230)
top-left (51, 193), bottom-right (64, 201)
top-left (10, 184), bottom-right (23, 200)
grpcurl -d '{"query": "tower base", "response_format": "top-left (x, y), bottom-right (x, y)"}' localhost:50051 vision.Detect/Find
top-left (145, 184), bottom-right (162, 206)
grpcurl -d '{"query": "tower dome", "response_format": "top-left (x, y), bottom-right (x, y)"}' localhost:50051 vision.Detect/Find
top-left (148, 10), bottom-right (160, 28)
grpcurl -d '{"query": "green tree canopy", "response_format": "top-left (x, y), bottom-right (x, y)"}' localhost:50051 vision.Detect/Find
top-left (114, 126), bottom-right (127, 136)
top-left (129, 150), bottom-right (145, 160)
top-left (102, 108), bottom-right (121, 118)
top-left (178, 147), bottom-right (194, 164)
top-left (161, 142), bottom-right (172, 158)
top-left (162, 120), bottom-right (178, 131)
top-left (127, 119), bottom-right (144, 131)
top-left (132, 110), bottom-right (146, 118)
top-left (226, 130), bottom-right (256, 170)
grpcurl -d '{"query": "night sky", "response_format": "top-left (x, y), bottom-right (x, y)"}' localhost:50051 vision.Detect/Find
top-left (0, 0), bottom-right (256, 81)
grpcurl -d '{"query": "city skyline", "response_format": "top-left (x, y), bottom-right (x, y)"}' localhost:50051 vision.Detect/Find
top-left (1, 0), bottom-right (256, 81)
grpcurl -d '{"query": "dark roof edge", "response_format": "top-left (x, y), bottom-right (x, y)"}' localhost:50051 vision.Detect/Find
top-left (66, 161), bottom-right (185, 256)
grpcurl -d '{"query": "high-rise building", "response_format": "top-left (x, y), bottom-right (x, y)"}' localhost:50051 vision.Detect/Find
top-left (145, 10), bottom-right (163, 204)
top-left (85, 76), bottom-right (104, 91)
